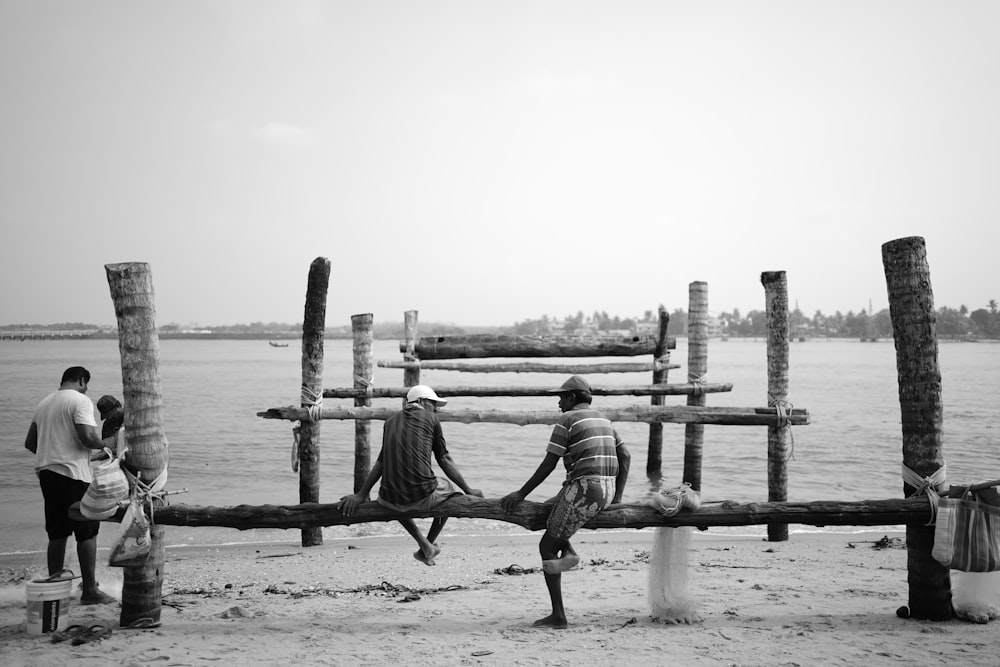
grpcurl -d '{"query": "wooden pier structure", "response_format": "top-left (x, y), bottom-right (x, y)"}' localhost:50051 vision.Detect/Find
top-left (100, 235), bottom-right (958, 625)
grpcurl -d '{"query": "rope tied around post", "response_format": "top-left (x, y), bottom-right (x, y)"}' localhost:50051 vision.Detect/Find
top-left (767, 393), bottom-right (796, 461)
top-left (300, 385), bottom-right (324, 421)
top-left (687, 372), bottom-right (707, 396)
top-left (354, 373), bottom-right (375, 399)
top-left (902, 462), bottom-right (947, 526)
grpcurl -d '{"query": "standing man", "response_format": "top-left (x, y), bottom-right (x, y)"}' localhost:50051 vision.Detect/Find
top-left (24, 366), bottom-right (117, 605)
top-left (501, 375), bottom-right (630, 629)
top-left (339, 385), bottom-right (483, 566)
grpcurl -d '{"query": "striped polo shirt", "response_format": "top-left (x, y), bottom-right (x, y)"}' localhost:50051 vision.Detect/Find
top-left (546, 404), bottom-right (624, 482)
top-left (377, 403), bottom-right (448, 505)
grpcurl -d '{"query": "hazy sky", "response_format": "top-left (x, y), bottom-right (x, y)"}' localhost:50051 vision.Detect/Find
top-left (2, 1), bottom-right (997, 328)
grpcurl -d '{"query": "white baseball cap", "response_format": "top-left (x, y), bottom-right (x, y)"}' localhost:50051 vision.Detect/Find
top-left (406, 385), bottom-right (448, 405)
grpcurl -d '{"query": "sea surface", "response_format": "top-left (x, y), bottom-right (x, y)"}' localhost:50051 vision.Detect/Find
top-left (1, 337), bottom-right (996, 558)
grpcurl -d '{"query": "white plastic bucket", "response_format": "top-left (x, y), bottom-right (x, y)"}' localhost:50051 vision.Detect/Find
top-left (25, 579), bottom-right (72, 635)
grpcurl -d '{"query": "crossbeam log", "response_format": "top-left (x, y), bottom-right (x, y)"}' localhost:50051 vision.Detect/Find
top-left (406, 334), bottom-right (674, 359)
top-left (258, 405), bottom-right (809, 427)
top-left (376, 360), bottom-right (680, 374)
top-left (321, 383), bottom-right (733, 400)
top-left (148, 496), bottom-right (931, 532)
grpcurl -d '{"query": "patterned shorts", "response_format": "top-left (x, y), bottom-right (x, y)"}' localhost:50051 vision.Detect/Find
top-left (545, 476), bottom-right (615, 541)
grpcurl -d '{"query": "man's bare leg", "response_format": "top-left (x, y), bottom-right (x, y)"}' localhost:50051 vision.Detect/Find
top-left (533, 533), bottom-right (568, 628)
top-left (398, 519), bottom-right (440, 565)
top-left (47, 537), bottom-right (68, 577)
top-left (427, 517), bottom-right (448, 547)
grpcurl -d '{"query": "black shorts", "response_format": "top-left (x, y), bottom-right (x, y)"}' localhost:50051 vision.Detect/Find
top-left (38, 470), bottom-right (100, 542)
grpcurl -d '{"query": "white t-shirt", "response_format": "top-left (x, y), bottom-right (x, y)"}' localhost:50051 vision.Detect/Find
top-left (33, 389), bottom-right (98, 482)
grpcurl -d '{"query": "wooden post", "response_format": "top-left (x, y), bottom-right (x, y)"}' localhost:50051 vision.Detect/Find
top-left (104, 262), bottom-right (168, 627)
top-left (646, 307), bottom-right (670, 486)
top-left (882, 236), bottom-right (951, 620)
top-left (761, 271), bottom-right (790, 542)
top-left (403, 310), bottom-right (419, 403)
top-left (683, 282), bottom-right (708, 492)
top-left (299, 258), bottom-right (330, 547)
top-left (351, 313), bottom-right (373, 493)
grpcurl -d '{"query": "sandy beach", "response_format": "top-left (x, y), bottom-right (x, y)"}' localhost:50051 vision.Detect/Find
top-left (1, 529), bottom-right (997, 666)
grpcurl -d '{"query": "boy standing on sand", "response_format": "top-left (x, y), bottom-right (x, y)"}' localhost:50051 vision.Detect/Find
top-left (24, 366), bottom-right (117, 605)
top-left (501, 375), bottom-right (630, 629)
top-left (339, 385), bottom-right (483, 565)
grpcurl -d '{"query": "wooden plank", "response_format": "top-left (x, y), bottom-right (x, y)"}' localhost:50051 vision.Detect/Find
top-left (260, 405), bottom-right (810, 426)
top-left (404, 334), bottom-right (675, 359)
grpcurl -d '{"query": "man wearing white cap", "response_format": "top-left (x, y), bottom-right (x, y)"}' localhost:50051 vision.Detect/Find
top-left (339, 385), bottom-right (482, 565)
top-left (501, 375), bottom-right (631, 629)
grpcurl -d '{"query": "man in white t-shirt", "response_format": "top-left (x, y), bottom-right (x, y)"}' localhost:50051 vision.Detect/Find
top-left (24, 366), bottom-right (117, 605)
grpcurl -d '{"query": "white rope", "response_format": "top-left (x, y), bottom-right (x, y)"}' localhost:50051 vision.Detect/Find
top-left (354, 374), bottom-right (375, 399)
top-left (300, 385), bottom-right (323, 422)
top-left (687, 372), bottom-right (706, 396)
top-left (902, 462), bottom-right (947, 526)
top-left (767, 393), bottom-right (796, 461)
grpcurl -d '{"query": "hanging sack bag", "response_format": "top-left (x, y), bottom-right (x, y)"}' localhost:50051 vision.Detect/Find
top-left (108, 488), bottom-right (151, 567)
top-left (932, 488), bottom-right (1000, 572)
top-left (80, 448), bottom-right (130, 520)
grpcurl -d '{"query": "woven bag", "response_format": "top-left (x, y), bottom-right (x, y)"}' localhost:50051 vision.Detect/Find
top-left (932, 490), bottom-right (1000, 572)
top-left (80, 449), bottom-right (130, 520)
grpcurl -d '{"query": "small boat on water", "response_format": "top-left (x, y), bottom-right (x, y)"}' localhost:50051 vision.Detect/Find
top-left (268, 341), bottom-right (289, 348)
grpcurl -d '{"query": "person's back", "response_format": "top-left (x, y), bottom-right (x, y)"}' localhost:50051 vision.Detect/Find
top-left (33, 388), bottom-right (96, 482)
top-left (379, 403), bottom-right (443, 505)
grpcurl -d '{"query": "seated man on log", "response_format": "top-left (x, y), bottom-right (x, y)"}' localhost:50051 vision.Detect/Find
top-left (339, 385), bottom-right (483, 566)
top-left (500, 375), bottom-right (631, 629)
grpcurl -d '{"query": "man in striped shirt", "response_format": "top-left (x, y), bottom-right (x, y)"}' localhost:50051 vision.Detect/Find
top-left (501, 375), bottom-right (630, 629)
top-left (339, 385), bottom-right (482, 566)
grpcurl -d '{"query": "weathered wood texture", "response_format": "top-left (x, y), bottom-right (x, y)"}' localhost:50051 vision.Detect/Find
top-left (322, 383), bottom-right (732, 399)
top-left (377, 360), bottom-right (679, 374)
top-left (403, 334), bottom-right (675, 359)
top-left (761, 270), bottom-right (791, 542)
top-left (105, 262), bottom-right (168, 627)
top-left (298, 257), bottom-right (330, 547)
top-left (351, 313), bottom-right (373, 493)
top-left (684, 281), bottom-right (708, 492)
top-left (402, 310), bottom-right (419, 393)
top-left (883, 236), bottom-right (950, 621)
top-left (259, 405), bottom-right (810, 426)
top-left (647, 307), bottom-right (671, 483)
top-left (149, 496), bottom-right (933, 532)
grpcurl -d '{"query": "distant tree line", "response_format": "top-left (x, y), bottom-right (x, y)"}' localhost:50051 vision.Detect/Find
top-left (512, 300), bottom-right (1000, 340)
top-left (8, 299), bottom-right (999, 340)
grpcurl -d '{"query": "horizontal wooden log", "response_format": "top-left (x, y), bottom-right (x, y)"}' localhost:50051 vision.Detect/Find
top-left (377, 360), bottom-right (680, 374)
top-left (405, 334), bottom-right (674, 359)
top-left (258, 405), bottom-right (810, 426)
top-left (148, 496), bottom-right (932, 532)
top-left (322, 383), bottom-right (733, 400)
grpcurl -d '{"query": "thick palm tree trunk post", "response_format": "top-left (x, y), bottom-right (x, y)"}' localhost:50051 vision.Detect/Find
top-left (882, 236), bottom-right (951, 620)
top-left (646, 307), bottom-right (670, 486)
top-left (352, 314), bottom-right (374, 492)
top-left (299, 257), bottom-right (330, 547)
top-left (104, 262), bottom-right (168, 627)
top-left (683, 282), bottom-right (708, 492)
top-left (761, 271), bottom-right (790, 542)
top-left (403, 310), bottom-right (420, 403)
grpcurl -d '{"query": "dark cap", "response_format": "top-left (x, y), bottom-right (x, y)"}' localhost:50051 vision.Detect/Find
top-left (97, 395), bottom-right (121, 419)
top-left (546, 375), bottom-right (592, 394)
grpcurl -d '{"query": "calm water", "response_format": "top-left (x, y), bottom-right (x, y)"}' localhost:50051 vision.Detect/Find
top-left (1, 337), bottom-right (996, 557)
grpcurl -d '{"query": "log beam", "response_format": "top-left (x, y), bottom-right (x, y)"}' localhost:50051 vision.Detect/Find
top-left (321, 383), bottom-right (733, 400)
top-left (149, 496), bottom-right (932, 532)
top-left (259, 405), bottom-right (810, 427)
top-left (377, 360), bottom-right (680, 374)
top-left (404, 334), bottom-right (674, 359)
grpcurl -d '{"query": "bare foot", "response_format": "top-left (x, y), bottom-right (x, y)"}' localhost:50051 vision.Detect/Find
top-left (532, 614), bottom-right (568, 629)
top-left (413, 544), bottom-right (442, 566)
top-left (542, 553), bottom-right (580, 574)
